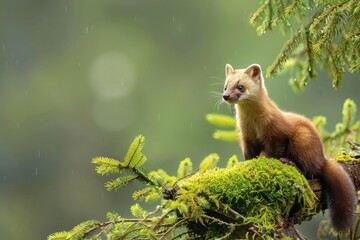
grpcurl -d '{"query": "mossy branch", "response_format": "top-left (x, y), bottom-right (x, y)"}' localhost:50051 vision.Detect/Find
top-left (48, 134), bottom-right (360, 240)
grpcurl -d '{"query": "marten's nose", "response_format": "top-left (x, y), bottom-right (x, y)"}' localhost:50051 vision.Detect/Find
top-left (222, 93), bottom-right (230, 100)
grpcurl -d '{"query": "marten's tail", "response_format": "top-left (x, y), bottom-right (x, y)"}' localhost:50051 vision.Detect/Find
top-left (322, 159), bottom-right (357, 232)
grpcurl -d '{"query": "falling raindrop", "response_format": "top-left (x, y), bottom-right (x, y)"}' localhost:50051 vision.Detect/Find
top-left (178, 26), bottom-right (181, 32)
top-left (17, 121), bottom-right (20, 129)
top-left (3, 176), bottom-right (6, 183)
top-left (86, 26), bottom-right (89, 34)
top-left (172, 17), bottom-right (175, 22)
top-left (190, 122), bottom-right (193, 128)
top-left (38, 151), bottom-right (41, 158)
top-left (35, 168), bottom-right (38, 176)
top-left (203, 65), bottom-right (206, 71)
top-left (78, 62), bottom-right (81, 67)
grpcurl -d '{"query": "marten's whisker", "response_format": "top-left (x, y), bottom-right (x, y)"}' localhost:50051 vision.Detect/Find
top-left (209, 91), bottom-right (223, 97)
top-left (209, 82), bottom-right (224, 86)
top-left (208, 76), bottom-right (223, 81)
top-left (215, 98), bottom-right (224, 111)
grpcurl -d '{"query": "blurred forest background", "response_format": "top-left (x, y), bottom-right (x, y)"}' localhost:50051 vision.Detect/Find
top-left (0, 1), bottom-right (359, 239)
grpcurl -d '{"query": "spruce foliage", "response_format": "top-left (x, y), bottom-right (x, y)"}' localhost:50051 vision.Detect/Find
top-left (92, 135), bottom-right (161, 191)
top-left (250, 0), bottom-right (359, 90)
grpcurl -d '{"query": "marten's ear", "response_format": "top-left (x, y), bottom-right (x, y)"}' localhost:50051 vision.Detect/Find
top-left (225, 64), bottom-right (234, 76)
top-left (245, 64), bottom-right (262, 81)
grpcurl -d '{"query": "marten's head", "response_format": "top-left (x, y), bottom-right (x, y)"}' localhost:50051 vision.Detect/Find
top-left (222, 64), bottom-right (266, 104)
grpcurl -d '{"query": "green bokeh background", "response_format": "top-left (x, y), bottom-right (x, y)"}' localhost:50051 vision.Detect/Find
top-left (1, 1), bottom-right (359, 239)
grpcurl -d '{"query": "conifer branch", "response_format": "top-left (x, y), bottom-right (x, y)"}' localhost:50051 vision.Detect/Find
top-left (284, 0), bottom-right (301, 20)
top-left (124, 135), bottom-right (146, 168)
top-left (313, 9), bottom-right (343, 53)
top-left (310, 0), bottom-right (347, 32)
top-left (92, 135), bottom-right (161, 192)
top-left (267, 0), bottom-right (273, 31)
top-left (327, 46), bottom-right (343, 88)
top-left (251, 0), bottom-right (360, 88)
top-left (92, 157), bottom-right (122, 175)
top-left (302, 28), bottom-right (317, 84)
top-left (250, 0), bottom-right (269, 26)
top-left (177, 158), bottom-right (193, 179)
top-left (349, 59), bottom-right (360, 73)
top-left (105, 175), bottom-right (139, 191)
top-left (266, 29), bottom-right (302, 77)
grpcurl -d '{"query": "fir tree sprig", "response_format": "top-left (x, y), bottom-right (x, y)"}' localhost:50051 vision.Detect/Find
top-left (327, 45), bottom-right (344, 88)
top-left (309, 0), bottom-right (347, 33)
top-left (249, 0), bottom-right (269, 27)
top-left (301, 29), bottom-right (317, 86)
top-left (205, 113), bottom-right (238, 142)
top-left (92, 135), bottom-right (160, 191)
top-left (92, 157), bottom-right (121, 176)
top-left (124, 134), bottom-right (147, 168)
top-left (266, 29), bottom-right (303, 77)
top-left (177, 158), bottom-right (193, 179)
top-left (320, 98), bottom-right (360, 155)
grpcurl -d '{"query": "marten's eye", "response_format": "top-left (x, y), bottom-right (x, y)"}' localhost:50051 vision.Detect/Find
top-left (237, 85), bottom-right (244, 91)
top-left (224, 86), bottom-right (227, 91)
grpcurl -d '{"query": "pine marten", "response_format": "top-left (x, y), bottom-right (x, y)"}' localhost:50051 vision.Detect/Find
top-left (222, 63), bottom-right (357, 232)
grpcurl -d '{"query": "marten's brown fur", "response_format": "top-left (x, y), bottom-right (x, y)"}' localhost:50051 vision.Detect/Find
top-left (222, 63), bottom-right (357, 232)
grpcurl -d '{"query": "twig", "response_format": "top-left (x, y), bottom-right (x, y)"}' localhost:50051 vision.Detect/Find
top-left (172, 168), bottom-right (199, 187)
top-left (159, 217), bottom-right (189, 240)
top-left (170, 231), bottom-right (191, 240)
top-left (118, 226), bottom-right (148, 240)
top-left (217, 226), bottom-right (236, 240)
top-left (151, 209), bottom-right (173, 231)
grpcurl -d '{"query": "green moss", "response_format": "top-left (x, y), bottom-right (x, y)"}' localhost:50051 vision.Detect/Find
top-left (175, 158), bottom-right (318, 238)
top-left (334, 152), bottom-right (359, 162)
